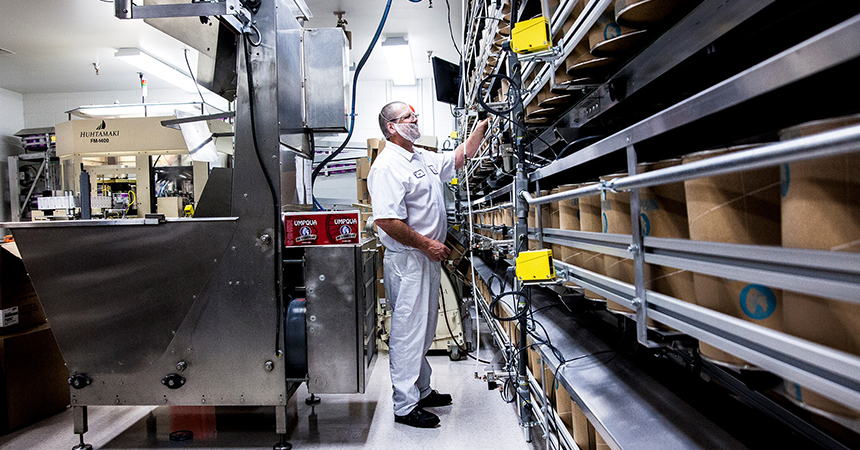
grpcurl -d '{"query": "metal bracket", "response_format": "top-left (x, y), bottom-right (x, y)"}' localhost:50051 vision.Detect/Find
top-left (68, 374), bottom-right (93, 390)
top-left (114, 0), bottom-right (247, 33)
top-left (516, 46), bottom-right (562, 64)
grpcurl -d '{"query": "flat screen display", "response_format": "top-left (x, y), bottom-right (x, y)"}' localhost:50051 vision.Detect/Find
top-left (432, 57), bottom-right (461, 105)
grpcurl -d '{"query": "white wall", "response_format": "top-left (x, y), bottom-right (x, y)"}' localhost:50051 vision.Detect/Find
top-left (22, 88), bottom-right (230, 128)
top-left (0, 87), bottom-right (25, 225)
top-left (351, 78), bottom-right (456, 147)
top-left (313, 77), bottom-right (458, 208)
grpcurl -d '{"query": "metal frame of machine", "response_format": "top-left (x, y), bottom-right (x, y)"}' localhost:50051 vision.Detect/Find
top-left (1, 2), bottom-right (366, 450)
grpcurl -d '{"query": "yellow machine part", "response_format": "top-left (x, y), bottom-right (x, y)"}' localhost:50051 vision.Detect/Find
top-left (515, 249), bottom-right (555, 282)
top-left (510, 16), bottom-right (551, 54)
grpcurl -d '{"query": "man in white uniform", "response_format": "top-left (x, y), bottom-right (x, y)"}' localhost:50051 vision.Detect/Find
top-left (369, 101), bottom-right (488, 428)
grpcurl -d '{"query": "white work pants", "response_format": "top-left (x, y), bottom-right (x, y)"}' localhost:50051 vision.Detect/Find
top-left (384, 249), bottom-right (441, 416)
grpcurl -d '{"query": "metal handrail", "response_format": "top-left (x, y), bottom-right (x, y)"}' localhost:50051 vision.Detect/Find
top-left (522, 122), bottom-right (860, 206)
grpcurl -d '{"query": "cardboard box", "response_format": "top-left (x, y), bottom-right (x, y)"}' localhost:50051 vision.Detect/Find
top-left (0, 323), bottom-right (69, 432)
top-left (367, 138), bottom-right (385, 164)
top-left (0, 245), bottom-right (47, 335)
top-left (357, 179), bottom-right (371, 203)
top-left (356, 157), bottom-right (372, 180)
top-left (283, 211), bottom-right (360, 246)
top-left (156, 197), bottom-right (183, 218)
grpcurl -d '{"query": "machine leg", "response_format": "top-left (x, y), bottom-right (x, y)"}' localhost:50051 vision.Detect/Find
top-left (71, 406), bottom-right (93, 450)
top-left (273, 405), bottom-right (292, 450)
top-left (305, 393), bottom-right (321, 405)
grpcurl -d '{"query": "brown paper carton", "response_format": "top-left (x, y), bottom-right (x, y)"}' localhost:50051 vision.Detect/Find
top-left (639, 160), bottom-right (695, 304)
top-left (0, 323), bottom-right (69, 432)
top-left (0, 244), bottom-right (47, 335)
top-left (558, 184), bottom-right (583, 267)
top-left (366, 138), bottom-right (385, 163)
top-left (579, 186), bottom-right (606, 300)
top-left (573, 402), bottom-right (596, 450)
top-left (780, 116), bottom-right (860, 417)
top-left (684, 147), bottom-right (782, 366)
top-left (550, 188), bottom-right (564, 262)
top-left (599, 173), bottom-right (658, 322)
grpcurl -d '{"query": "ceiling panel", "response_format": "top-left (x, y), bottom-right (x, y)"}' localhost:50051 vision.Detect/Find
top-left (0, 0), bottom-right (463, 95)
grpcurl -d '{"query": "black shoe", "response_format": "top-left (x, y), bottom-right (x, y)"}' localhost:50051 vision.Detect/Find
top-left (394, 407), bottom-right (440, 428)
top-left (417, 390), bottom-right (453, 408)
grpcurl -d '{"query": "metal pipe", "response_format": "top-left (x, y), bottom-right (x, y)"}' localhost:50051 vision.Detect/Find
top-left (474, 203), bottom-right (514, 213)
top-left (625, 144), bottom-right (651, 347)
top-left (523, 123), bottom-right (860, 206)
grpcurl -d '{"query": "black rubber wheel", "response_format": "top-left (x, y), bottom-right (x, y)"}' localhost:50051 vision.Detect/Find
top-left (449, 346), bottom-right (461, 361)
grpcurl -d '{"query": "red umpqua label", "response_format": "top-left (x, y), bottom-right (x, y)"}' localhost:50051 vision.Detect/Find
top-left (284, 212), bottom-right (360, 246)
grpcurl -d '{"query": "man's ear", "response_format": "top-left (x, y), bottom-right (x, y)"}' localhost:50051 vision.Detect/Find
top-left (386, 122), bottom-right (397, 137)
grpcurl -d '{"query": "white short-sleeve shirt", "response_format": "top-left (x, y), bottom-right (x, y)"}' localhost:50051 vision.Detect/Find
top-left (368, 142), bottom-right (456, 252)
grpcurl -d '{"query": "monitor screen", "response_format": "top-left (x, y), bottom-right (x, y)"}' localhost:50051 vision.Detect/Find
top-left (432, 57), bottom-right (461, 105)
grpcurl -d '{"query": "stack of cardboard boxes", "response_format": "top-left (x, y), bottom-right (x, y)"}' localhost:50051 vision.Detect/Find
top-left (0, 244), bottom-right (69, 433)
top-left (361, 139), bottom-right (395, 350)
top-left (356, 138), bottom-right (384, 206)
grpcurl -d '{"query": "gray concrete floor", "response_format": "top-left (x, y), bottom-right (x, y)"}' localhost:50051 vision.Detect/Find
top-left (0, 348), bottom-right (545, 450)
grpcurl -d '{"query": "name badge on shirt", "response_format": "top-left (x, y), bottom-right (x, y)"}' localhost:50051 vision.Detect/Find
top-left (428, 164), bottom-right (438, 175)
top-left (413, 169), bottom-right (426, 178)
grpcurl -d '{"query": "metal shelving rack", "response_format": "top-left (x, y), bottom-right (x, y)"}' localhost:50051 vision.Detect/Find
top-left (458, 0), bottom-right (860, 448)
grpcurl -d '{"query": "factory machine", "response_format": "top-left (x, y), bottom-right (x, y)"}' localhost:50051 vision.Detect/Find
top-left (454, 0), bottom-right (860, 449)
top-left (1, 2), bottom-right (371, 450)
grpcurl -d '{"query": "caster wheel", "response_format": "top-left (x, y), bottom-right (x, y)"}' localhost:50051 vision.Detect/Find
top-left (449, 347), bottom-right (461, 361)
top-left (273, 444), bottom-right (292, 450)
top-left (72, 445), bottom-right (93, 450)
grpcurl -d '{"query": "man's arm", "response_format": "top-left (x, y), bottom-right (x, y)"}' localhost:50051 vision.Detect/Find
top-left (455, 118), bottom-right (490, 170)
top-left (376, 218), bottom-right (450, 262)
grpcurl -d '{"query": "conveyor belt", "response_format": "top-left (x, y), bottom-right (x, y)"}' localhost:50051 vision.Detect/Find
top-left (472, 256), bottom-right (747, 450)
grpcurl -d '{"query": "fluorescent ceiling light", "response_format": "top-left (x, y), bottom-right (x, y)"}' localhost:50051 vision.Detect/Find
top-left (67, 102), bottom-right (206, 119)
top-left (382, 37), bottom-right (415, 86)
top-left (115, 48), bottom-right (200, 93)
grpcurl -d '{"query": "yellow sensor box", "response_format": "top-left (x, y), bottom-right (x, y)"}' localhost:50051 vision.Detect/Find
top-left (515, 249), bottom-right (555, 282)
top-left (511, 16), bottom-right (551, 54)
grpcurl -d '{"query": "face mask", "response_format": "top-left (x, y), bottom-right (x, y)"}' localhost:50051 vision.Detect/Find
top-left (393, 122), bottom-right (421, 143)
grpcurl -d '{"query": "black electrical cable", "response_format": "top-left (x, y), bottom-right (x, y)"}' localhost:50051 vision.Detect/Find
top-left (556, 135), bottom-right (605, 160)
top-left (444, 0), bottom-right (462, 59)
top-left (243, 33), bottom-right (284, 357)
top-left (488, 273), bottom-right (505, 296)
top-left (501, 376), bottom-right (517, 403)
top-left (311, 0), bottom-right (392, 186)
top-left (476, 74), bottom-right (556, 159)
top-left (478, 73), bottom-right (521, 116)
top-left (489, 291), bottom-right (529, 321)
top-left (495, 113), bottom-right (555, 153)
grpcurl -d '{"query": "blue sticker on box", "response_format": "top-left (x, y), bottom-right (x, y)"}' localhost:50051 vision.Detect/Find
top-left (739, 284), bottom-right (777, 320)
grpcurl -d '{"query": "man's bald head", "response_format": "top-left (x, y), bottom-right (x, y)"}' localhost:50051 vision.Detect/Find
top-left (378, 101), bottom-right (409, 138)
